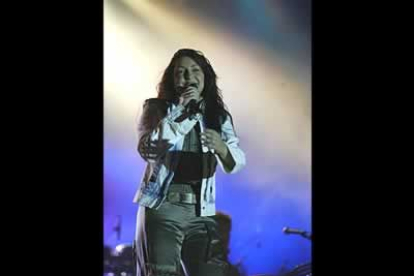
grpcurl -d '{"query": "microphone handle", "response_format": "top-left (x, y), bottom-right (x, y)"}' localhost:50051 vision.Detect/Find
top-left (186, 99), bottom-right (198, 114)
top-left (187, 99), bottom-right (196, 107)
top-left (174, 100), bottom-right (198, 122)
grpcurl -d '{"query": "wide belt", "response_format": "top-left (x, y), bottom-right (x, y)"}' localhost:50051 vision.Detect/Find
top-left (166, 191), bottom-right (197, 204)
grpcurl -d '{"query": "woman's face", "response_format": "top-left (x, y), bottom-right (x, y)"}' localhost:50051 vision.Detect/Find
top-left (173, 56), bottom-right (205, 99)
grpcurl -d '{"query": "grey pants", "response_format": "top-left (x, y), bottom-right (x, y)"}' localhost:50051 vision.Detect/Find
top-left (134, 201), bottom-right (229, 276)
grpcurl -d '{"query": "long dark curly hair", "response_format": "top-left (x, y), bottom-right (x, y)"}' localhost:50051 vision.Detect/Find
top-left (157, 48), bottom-right (233, 134)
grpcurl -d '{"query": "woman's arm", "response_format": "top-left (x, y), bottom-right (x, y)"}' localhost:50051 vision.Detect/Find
top-left (217, 115), bottom-right (246, 173)
top-left (137, 99), bottom-right (201, 163)
top-left (200, 115), bottom-right (246, 174)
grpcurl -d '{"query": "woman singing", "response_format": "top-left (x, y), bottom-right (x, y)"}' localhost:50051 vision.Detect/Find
top-left (134, 48), bottom-right (246, 276)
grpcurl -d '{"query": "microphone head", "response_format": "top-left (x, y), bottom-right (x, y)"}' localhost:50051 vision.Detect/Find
top-left (176, 86), bottom-right (185, 95)
top-left (177, 83), bottom-right (197, 94)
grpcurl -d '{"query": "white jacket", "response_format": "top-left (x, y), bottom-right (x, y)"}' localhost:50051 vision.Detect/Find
top-left (133, 98), bottom-right (246, 216)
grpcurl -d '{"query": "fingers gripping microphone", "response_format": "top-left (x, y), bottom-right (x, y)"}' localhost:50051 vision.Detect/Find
top-left (181, 83), bottom-right (200, 114)
top-left (174, 84), bottom-right (201, 122)
top-left (177, 83), bottom-right (197, 97)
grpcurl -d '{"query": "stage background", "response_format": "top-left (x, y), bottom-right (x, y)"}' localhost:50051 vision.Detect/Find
top-left (104, 0), bottom-right (311, 274)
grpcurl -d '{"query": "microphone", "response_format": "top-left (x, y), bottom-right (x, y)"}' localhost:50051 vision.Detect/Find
top-left (174, 84), bottom-right (201, 122)
top-left (177, 83), bottom-right (197, 96)
top-left (283, 227), bottom-right (312, 240)
top-left (179, 84), bottom-right (201, 111)
top-left (186, 99), bottom-right (198, 113)
top-left (283, 227), bottom-right (306, 235)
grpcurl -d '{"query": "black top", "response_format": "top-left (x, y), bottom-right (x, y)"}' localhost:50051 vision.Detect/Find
top-left (171, 123), bottom-right (217, 185)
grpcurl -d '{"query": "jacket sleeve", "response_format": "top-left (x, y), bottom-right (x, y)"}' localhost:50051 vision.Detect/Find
top-left (216, 114), bottom-right (246, 174)
top-left (137, 99), bottom-right (201, 163)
